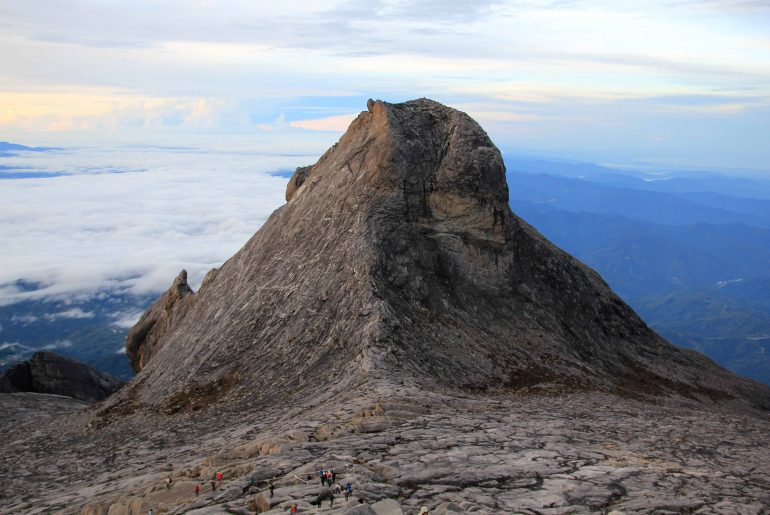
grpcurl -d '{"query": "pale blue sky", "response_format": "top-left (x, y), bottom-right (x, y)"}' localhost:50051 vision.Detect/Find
top-left (1, 0), bottom-right (769, 170)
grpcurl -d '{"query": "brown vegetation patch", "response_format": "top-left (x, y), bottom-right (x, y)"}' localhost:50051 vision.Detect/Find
top-left (161, 368), bottom-right (241, 415)
top-left (500, 363), bottom-right (596, 395)
top-left (617, 362), bottom-right (734, 403)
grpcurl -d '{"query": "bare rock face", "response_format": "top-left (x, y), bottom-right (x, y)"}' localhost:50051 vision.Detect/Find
top-left (117, 98), bottom-right (770, 411)
top-left (0, 351), bottom-right (123, 402)
top-left (124, 269), bottom-right (195, 372)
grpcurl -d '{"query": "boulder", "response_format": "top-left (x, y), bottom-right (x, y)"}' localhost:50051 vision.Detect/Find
top-left (0, 351), bottom-right (123, 402)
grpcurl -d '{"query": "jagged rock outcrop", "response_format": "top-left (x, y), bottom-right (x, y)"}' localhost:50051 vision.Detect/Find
top-left (125, 269), bottom-right (195, 372)
top-left (0, 351), bottom-right (123, 402)
top-left (116, 98), bottom-right (770, 411)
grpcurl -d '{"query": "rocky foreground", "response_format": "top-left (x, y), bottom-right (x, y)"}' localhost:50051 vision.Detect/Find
top-left (1, 384), bottom-right (769, 514)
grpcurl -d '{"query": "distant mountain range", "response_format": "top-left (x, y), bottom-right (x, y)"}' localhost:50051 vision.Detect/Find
top-left (504, 157), bottom-right (770, 385)
top-left (0, 292), bottom-right (153, 380)
top-left (510, 202), bottom-right (770, 298)
top-left (0, 141), bottom-right (59, 157)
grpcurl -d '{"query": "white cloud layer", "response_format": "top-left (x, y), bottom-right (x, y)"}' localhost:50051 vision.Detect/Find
top-left (42, 339), bottom-right (73, 350)
top-left (0, 140), bottom-right (327, 305)
top-left (44, 308), bottom-right (95, 321)
top-left (112, 310), bottom-right (146, 329)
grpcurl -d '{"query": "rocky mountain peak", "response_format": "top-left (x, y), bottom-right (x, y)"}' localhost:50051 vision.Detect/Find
top-left (114, 98), bottom-right (770, 413)
top-left (286, 98), bottom-right (507, 228)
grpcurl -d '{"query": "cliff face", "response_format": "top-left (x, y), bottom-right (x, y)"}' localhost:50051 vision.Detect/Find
top-left (0, 351), bottom-right (123, 402)
top-left (117, 98), bottom-right (770, 410)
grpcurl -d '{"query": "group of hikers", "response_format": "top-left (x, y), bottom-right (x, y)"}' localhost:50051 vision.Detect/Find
top-left (312, 469), bottom-right (354, 508)
top-left (174, 470), bottom-right (224, 497)
top-left (209, 470), bottom-right (224, 493)
top-left (164, 465), bottom-right (364, 512)
top-left (150, 465), bottom-right (432, 514)
top-left (319, 468), bottom-right (336, 487)
top-left (162, 470), bottom-right (224, 495)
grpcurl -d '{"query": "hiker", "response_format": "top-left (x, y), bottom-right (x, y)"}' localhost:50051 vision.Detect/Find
top-left (335, 483), bottom-right (342, 494)
top-left (345, 482), bottom-right (352, 501)
top-left (291, 503), bottom-right (298, 513)
top-left (148, 510), bottom-right (153, 515)
top-left (211, 480), bottom-right (217, 492)
top-left (418, 506), bottom-right (429, 514)
top-left (319, 469), bottom-right (325, 486)
top-left (329, 492), bottom-right (335, 508)
top-left (269, 480), bottom-right (275, 497)
top-left (216, 471), bottom-right (223, 481)
top-left (195, 484), bottom-right (200, 496)
top-left (332, 470), bottom-right (336, 484)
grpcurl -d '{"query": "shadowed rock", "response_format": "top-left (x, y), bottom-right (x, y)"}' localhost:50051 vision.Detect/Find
top-left (0, 351), bottom-right (123, 402)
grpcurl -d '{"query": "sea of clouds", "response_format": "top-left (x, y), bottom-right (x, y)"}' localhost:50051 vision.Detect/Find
top-left (0, 139), bottom-right (327, 307)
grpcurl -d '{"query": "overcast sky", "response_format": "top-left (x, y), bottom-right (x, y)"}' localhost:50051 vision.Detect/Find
top-left (1, 0), bottom-right (770, 311)
top-left (1, 0), bottom-right (769, 170)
